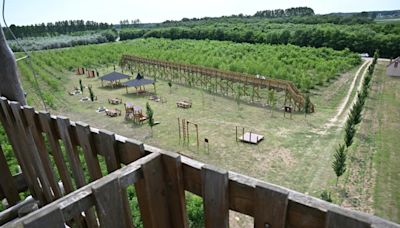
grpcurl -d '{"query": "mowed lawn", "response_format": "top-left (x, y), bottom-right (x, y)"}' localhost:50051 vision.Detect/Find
top-left (51, 62), bottom-right (362, 199)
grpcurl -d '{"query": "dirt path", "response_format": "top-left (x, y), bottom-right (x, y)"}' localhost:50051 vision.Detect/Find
top-left (321, 59), bottom-right (372, 132)
top-left (305, 59), bottom-right (372, 192)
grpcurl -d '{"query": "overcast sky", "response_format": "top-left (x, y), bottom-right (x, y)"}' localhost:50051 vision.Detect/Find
top-left (3, 0), bottom-right (400, 25)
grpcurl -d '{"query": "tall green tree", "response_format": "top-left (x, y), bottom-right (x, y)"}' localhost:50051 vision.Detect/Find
top-left (304, 94), bottom-right (310, 118)
top-left (146, 102), bottom-right (155, 133)
top-left (332, 144), bottom-right (347, 186)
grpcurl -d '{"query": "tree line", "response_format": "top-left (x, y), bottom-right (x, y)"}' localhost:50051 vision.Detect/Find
top-left (119, 22), bottom-right (399, 58)
top-left (3, 20), bottom-right (112, 39)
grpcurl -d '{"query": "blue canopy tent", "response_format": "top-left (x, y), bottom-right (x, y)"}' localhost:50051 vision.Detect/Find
top-left (122, 73), bottom-right (156, 94)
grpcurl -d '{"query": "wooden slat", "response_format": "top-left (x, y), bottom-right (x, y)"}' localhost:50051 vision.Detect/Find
top-left (286, 200), bottom-right (326, 228)
top-left (23, 106), bottom-right (62, 200)
top-left (38, 112), bottom-right (74, 194)
top-left (56, 116), bottom-right (86, 188)
top-left (97, 130), bottom-right (120, 173)
top-left (10, 102), bottom-right (53, 203)
top-left (117, 138), bottom-right (146, 165)
top-left (75, 122), bottom-right (102, 182)
top-left (23, 207), bottom-right (65, 228)
top-left (56, 116), bottom-right (97, 227)
top-left (228, 177), bottom-right (254, 216)
top-left (201, 165), bottom-right (229, 228)
top-left (162, 152), bottom-right (189, 228)
top-left (141, 153), bottom-right (172, 227)
top-left (0, 145), bottom-right (20, 205)
top-left (254, 182), bottom-right (289, 228)
top-left (96, 130), bottom-right (133, 227)
top-left (0, 173), bottom-right (28, 200)
top-left (0, 98), bottom-right (38, 200)
top-left (92, 177), bottom-right (125, 228)
top-left (325, 210), bottom-right (371, 228)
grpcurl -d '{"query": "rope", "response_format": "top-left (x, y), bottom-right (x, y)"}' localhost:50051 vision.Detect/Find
top-left (2, 0), bottom-right (47, 111)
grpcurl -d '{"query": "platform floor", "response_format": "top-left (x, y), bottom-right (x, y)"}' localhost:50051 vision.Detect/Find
top-left (239, 132), bottom-right (264, 144)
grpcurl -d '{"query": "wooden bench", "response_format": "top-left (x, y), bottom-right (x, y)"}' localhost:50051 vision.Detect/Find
top-left (105, 109), bottom-right (121, 117)
top-left (176, 101), bottom-right (192, 109)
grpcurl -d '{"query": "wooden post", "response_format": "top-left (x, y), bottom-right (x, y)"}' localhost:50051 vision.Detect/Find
top-left (178, 118), bottom-right (181, 142)
top-left (202, 165), bottom-right (229, 228)
top-left (235, 126), bottom-right (238, 142)
top-left (186, 121), bottom-right (190, 145)
top-left (0, 145), bottom-right (20, 205)
top-left (195, 124), bottom-right (199, 150)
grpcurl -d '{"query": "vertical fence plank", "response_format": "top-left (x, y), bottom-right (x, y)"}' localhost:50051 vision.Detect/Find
top-left (23, 106), bottom-right (62, 200)
top-left (38, 112), bottom-right (74, 194)
top-left (254, 183), bottom-right (289, 228)
top-left (140, 153), bottom-right (172, 227)
top-left (0, 145), bottom-right (20, 205)
top-left (56, 117), bottom-right (98, 227)
top-left (23, 207), bottom-right (65, 228)
top-left (0, 98), bottom-right (38, 200)
top-left (92, 178), bottom-right (126, 228)
top-left (162, 152), bottom-right (189, 228)
top-left (325, 210), bottom-right (371, 228)
top-left (10, 102), bottom-right (53, 203)
top-left (56, 117), bottom-right (86, 188)
top-left (201, 165), bottom-right (229, 228)
top-left (75, 122), bottom-right (102, 182)
top-left (96, 130), bottom-right (133, 228)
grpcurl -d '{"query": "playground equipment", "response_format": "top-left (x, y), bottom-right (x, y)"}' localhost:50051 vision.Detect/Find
top-left (178, 118), bottom-right (199, 149)
top-left (236, 126), bottom-right (264, 144)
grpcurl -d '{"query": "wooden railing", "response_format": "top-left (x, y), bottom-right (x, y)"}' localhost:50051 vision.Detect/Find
top-left (0, 97), bottom-right (398, 227)
top-left (120, 55), bottom-right (315, 112)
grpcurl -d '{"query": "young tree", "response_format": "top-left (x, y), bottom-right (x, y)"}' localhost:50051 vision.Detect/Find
top-left (168, 80), bottom-right (172, 93)
top-left (79, 79), bottom-right (84, 93)
top-left (332, 144), bottom-right (347, 186)
top-left (304, 94), bottom-right (310, 118)
top-left (267, 89), bottom-right (276, 116)
top-left (88, 85), bottom-right (95, 101)
top-left (146, 102), bottom-right (155, 133)
top-left (344, 120), bottom-right (355, 147)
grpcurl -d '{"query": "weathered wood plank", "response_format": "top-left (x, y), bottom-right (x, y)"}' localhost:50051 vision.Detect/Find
top-left (75, 122), bottom-right (102, 182)
top-left (162, 152), bottom-right (189, 228)
top-left (10, 102), bottom-right (53, 203)
top-left (325, 210), bottom-right (371, 228)
top-left (0, 173), bottom-right (28, 201)
top-left (56, 116), bottom-right (86, 188)
top-left (286, 200), bottom-right (326, 228)
top-left (0, 98), bottom-right (38, 200)
top-left (23, 106), bottom-right (62, 200)
top-left (38, 112), bottom-right (74, 194)
top-left (141, 153), bottom-right (172, 227)
top-left (97, 130), bottom-right (120, 173)
top-left (0, 145), bottom-right (20, 205)
top-left (23, 207), bottom-right (65, 228)
top-left (254, 182), bottom-right (288, 228)
top-left (202, 165), bottom-right (229, 228)
top-left (118, 138), bottom-right (146, 165)
top-left (92, 178), bottom-right (125, 228)
top-left (9, 153), bottom-right (155, 228)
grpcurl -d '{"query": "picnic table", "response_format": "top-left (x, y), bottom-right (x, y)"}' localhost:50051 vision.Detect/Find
top-left (105, 109), bottom-right (121, 117)
top-left (176, 100), bottom-right (192, 109)
top-left (108, 98), bottom-right (122, 105)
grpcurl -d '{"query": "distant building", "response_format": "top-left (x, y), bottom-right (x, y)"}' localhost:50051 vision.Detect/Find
top-left (386, 57), bottom-right (400, 77)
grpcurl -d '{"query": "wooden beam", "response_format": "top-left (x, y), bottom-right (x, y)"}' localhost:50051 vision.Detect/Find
top-left (0, 145), bottom-right (20, 205)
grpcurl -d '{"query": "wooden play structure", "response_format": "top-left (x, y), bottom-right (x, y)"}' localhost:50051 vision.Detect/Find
top-left (124, 103), bottom-right (147, 123)
top-left (86, 69), bottom-right (96, 78)
top-left (178, 118), bottom-right (199, 149)
top-left (236, 126), bottom-right (264, 144)
top-left (120, 55), bottom-right (315, 113)
top-left (0, 97), bottom-right (398, 228)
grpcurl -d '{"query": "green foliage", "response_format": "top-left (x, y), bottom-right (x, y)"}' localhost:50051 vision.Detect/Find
top-left (186, 193), bottom-right (204, 228)
top-left (88, 85), bottom-right (95, 101)
top-left (304, 93), bottom-right (311, 117)
top-left (344, 121), bottom-right (356, 147)
top-left (146, 102), bottom-right (155, 129)
top-left (320, 190), bottom-right (333, 203)
top-left (332, 144), bottom-right (347, 185)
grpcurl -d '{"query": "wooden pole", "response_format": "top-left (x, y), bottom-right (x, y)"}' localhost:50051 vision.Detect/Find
top-left (236, 126), bottom-right (238, 142)
top-left (178, 118), bottom-right (181, 142)
top-left (0, 23), bottom-right (26, 105)
top-left (196, 124), bottom-right (199, 150)
top-left (186, 121), bottom-right (189, 145)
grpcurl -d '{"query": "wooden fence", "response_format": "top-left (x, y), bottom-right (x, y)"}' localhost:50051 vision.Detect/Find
top-left (120, 55), bottom-right (315, 112)
top-left (0, 97), bottom-right (398, 227)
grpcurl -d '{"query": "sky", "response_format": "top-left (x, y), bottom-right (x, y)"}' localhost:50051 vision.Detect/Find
top-left (2, 0), bottom-right (400, 26)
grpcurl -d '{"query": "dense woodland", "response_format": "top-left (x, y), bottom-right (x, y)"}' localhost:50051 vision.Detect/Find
top-left (120, 19), bottom-right (400, 58)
